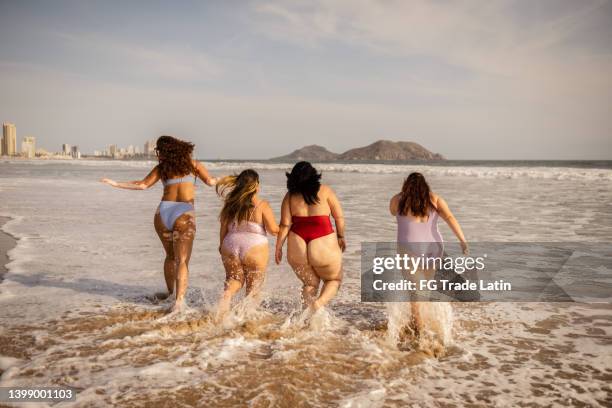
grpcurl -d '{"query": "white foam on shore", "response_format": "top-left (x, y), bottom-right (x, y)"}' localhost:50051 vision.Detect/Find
top-left (200, 161), bottom-right (612, 181)
top-left (0, 355), bottom-right (21, 371)
top-left (4, 158), bottom-right (612, 181)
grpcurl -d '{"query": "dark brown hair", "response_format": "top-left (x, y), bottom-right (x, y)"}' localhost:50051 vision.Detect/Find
top-left (398, 172), bottom-right (433, 217)
top-left (286, 161), bottom-right (321, 205)
top-left (216, 169), bottom-right (260, 224)
top-left (155, 135), bottom-right (195, 181)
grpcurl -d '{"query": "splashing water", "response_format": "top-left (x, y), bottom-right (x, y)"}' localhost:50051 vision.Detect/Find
top-left (386, 302), bottom-right (453, 355)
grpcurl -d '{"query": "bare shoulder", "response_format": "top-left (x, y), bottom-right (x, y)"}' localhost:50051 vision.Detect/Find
top-left (320, 184), bottom-right (334, 196)
top-left (260, 199), bottom-right (271, 209)
top-left (391, 192), bottom-right (401, 202)
top-left (148, 165), bottom-right (160, 176)
top-left (430, 192), bottom-right (441, 207)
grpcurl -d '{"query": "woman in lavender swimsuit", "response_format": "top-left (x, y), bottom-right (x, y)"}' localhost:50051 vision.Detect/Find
top-left (389, 172), bottom-right (468, 336)
top-left (216, 169), bottom-right (279, 318)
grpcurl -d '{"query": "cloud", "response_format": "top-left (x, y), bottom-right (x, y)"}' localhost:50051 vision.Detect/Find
top-left (251, 0), bottom-right (612, 139)
top-left (253, 0), bottom-right (611, 79)
top-left (56, 32), bottom-right (221, 82)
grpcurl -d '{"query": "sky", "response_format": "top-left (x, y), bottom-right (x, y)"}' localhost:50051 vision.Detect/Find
top-left (0, 0), bottom-right (611, 160)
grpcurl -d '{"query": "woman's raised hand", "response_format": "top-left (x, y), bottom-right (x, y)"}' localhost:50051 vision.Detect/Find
top-left (100, 178), bottom-right (118, 187)
top-left (275, 246), bottom-right (283, 264)
top-left (460, 240), bottom-right (469, 255)
top-left (338, 237), bottom-right (346, 252)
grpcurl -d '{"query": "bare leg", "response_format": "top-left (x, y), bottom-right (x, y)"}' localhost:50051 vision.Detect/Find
top-left (310, 260), bottom-right (342, 311)
top-left (312, 278), bottom-right (341, 310)
top-left (243, 245), bottom-right (269, 301)
top-left (305, 234), bottom-right (343, 311)
top-left (154, 212), bottom-right (175, 296)
top-left (218, 253), bottom-right (245, 319)
top-left (244, 268), bottom-right (264, 298)
top-left (171, 212), bottom-right (196, 311)
top-left (295, 265), bottom-right (320, 309)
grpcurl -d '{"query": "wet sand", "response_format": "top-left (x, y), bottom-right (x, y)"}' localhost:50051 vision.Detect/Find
top-left (0, 217), bottom-right (16, 282)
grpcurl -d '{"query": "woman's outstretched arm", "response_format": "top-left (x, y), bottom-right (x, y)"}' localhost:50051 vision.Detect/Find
top-left (327, 186), bottom-right (346, 252)
top-left (433, 194), bottom-right (469, 255)
top-left (194, 161), bottom-right (217, 186)
top-left (275, 193), bottom-right (291, 264)
top-left (100, 166), bottom-right (160, 190)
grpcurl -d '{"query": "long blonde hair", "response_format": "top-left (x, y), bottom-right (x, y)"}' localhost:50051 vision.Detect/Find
top-left (216, 169), bottom-right (260, 224)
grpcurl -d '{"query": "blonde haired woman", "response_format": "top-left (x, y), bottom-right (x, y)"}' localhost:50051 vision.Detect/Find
top-left (216, 169), bottom-right (279, 317)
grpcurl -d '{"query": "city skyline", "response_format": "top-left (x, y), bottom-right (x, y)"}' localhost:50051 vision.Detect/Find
top-left (1, 1), bottom-right (611, 159)
top-left (1, 121), bottom-right (158, 159)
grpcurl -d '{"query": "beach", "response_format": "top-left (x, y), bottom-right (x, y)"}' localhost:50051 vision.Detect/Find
top-left (0, 159), bottom-right (611, 407)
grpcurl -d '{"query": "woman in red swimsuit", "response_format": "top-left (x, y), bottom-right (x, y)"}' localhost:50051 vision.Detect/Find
top-left (275, 162), bottom-right (346, 312)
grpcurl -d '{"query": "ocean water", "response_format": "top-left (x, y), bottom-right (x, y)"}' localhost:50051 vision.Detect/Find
top-left (0, 159), bottom-right (611, 407)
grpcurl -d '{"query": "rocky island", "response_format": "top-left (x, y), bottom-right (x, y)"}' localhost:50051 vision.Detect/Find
top-left (272, 145), bottom-right (339, 161)
top-left (271, 140), bottom-right (444, 161)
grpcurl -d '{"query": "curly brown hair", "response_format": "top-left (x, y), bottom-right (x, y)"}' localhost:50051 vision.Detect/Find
top-left (155, 135), bottom-right (196, 181)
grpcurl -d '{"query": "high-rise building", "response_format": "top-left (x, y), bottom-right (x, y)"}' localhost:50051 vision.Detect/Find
top-left (70, 145), bottom-right (80, 159)
top-left (127, 145), bottom-right (135, 156)
top-left (62, 144), bottom-right (71, 156)
top-left (21, 136), bottom-right (36, 158)
top-left (2, 123), bottom-right (17, 156)
top-left (144, 139), bottom-right (156, 157)
top-left (108, 144), bottom-right (118, 158)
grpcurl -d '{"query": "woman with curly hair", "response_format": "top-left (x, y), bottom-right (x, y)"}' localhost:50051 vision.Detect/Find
top-left (215, 169), bottom-right (279, 318)
top-left (275, 161), bottom-right (346, 313)
top-left (101, 135), bottom-right (217, 312)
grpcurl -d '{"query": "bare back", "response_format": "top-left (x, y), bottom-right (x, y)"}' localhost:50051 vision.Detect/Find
top-left (281, 184), bottom-right (343, 279)
top-left (161, 160), bottom-right (215, 203)
top-left (287, 184), bottom-right (338, 217)
top-left (389, 192), bottom-right (440, 222)
top-left (161, 175), bottom-right (197, 202)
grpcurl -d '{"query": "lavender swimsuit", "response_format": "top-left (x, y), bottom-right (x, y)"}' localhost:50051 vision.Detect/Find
top-left (396, 209), bottom-right (444, 258)
top-left (222, 221), bottom-right (268, 260)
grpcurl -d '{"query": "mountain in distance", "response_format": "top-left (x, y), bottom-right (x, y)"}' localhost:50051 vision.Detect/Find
top-left (270, 140), bottom-right (444, 161)
top-left (271, 144), bottom-right (340, 161)
top-left (339, 140), bottom-right (444, 161)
